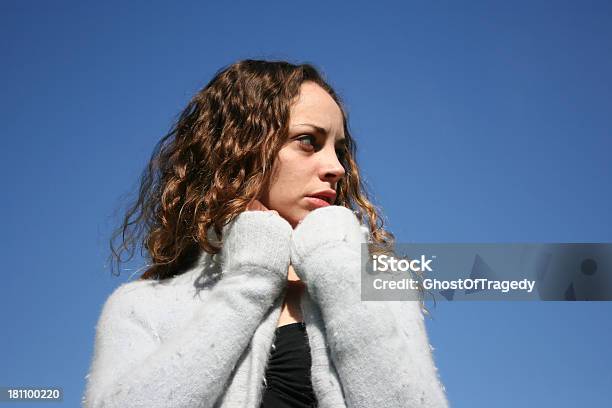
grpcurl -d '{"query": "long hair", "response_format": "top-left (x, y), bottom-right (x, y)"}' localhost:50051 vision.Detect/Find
top-left (108, 59), bottom-right (399, 285)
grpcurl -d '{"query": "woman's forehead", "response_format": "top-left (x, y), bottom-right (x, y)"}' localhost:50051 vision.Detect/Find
top-left (290, 85), bottom-right (344, 131)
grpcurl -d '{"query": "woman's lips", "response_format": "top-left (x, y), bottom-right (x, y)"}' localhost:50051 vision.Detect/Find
top-left (305, 196), bottom-right (331, 208)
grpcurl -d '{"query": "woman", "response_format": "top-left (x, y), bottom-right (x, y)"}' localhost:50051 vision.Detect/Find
top-left (82, 59), bottom-right (449, 408)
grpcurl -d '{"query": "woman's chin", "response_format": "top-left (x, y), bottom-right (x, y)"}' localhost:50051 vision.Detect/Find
top-left (286, 211), bottom-right (310, 229)
top-left (273, 205), bottom-right (313, 229)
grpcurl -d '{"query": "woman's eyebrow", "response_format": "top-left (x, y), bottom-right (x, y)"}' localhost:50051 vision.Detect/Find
top-left (292, 122), bottom-right (328, 134)
top-left (293, 123), bottom-right (346, 145)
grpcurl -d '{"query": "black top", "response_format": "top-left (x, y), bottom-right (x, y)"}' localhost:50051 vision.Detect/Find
top-left (259, 322), bottom-right (318, 408)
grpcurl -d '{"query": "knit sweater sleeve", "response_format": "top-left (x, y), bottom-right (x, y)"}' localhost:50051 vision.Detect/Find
top-left (82, 210), bottom-right (292, 408)
top-left (290, 206), bottom-right (449, 408)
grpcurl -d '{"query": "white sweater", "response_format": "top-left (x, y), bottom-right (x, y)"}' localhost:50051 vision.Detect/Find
top-left (82, 205), bottom-right (449, 407)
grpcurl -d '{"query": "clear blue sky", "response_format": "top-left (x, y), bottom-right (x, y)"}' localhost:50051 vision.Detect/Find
top-left (2, 1), bottom-right (611, 406)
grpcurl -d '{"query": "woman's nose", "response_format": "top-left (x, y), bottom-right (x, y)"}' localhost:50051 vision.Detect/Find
top-left (319, 149), bottom-right (345, 182)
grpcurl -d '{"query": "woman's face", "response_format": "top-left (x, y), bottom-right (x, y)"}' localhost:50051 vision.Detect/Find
top-left (259, 81), bottom-right (347, 229)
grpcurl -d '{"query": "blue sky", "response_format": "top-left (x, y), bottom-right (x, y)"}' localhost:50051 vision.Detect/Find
top-left (1, 1), bottom-right (611, 406)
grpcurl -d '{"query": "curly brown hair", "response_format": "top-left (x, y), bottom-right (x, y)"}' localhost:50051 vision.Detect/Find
top-left (108, 59), bottom-right (398, 283)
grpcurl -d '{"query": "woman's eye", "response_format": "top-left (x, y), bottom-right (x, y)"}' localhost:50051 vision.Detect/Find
top-left (297, 135), bottom-right (316, 150)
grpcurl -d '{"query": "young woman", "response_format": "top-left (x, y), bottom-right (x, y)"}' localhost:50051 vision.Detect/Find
top-left (82, 59), bottom-right (449, 408)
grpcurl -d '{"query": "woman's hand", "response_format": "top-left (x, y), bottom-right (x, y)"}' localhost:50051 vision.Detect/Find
top-left (290, 206), bottom-right (368, 283)
top-left (246, 198), bottom-right (302, 283)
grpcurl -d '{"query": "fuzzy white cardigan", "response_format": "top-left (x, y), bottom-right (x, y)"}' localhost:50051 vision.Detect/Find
top-left (82, 205), bottom-right (449, 407)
